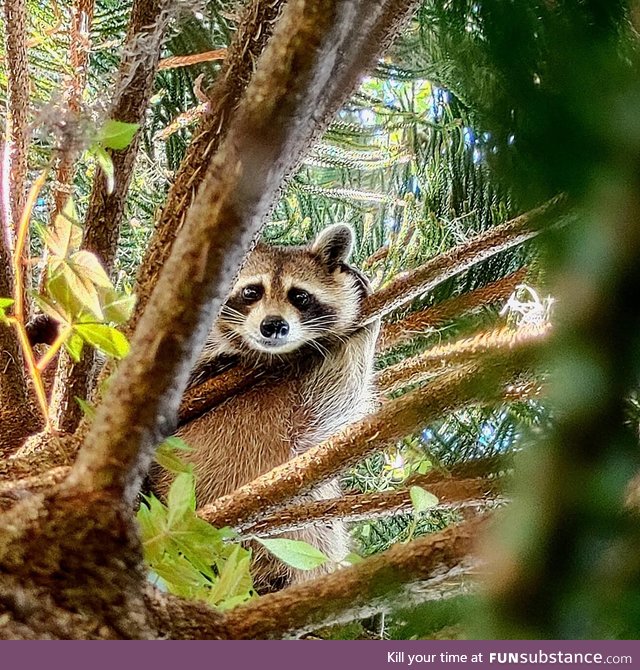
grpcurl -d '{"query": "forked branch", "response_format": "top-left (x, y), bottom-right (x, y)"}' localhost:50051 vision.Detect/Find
top-left (130, 0), bottom-right (286, 329)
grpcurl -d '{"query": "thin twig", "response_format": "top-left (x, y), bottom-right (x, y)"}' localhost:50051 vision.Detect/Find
top-left (377, 267), bottom-right (528, 352)
top-left (376, 323), bottom-right (551, 395)
top-left (50, 0), bottom-right (174, 434)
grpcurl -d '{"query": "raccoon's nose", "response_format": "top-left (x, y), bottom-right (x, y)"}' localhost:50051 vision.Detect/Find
top-left (260, 316), bottom-right (290, 339)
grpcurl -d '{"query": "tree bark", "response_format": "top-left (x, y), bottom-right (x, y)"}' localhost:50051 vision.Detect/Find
top-left (0, 491), bottom-right (157, 639)
top-left (239, 476), bottom-right (503, 537)
top-left (221, 517), bottom-right (486, 639)
top-left (2, 0), bottom-right (30, 248)
top-left (0, 0), bottom-right (40, 455)
top-left (376, 323), bottom-right (550, 395)
top-left (377, 267), bottom-right (527, 352)
top-left (50, 0), bottom-right (95, 216)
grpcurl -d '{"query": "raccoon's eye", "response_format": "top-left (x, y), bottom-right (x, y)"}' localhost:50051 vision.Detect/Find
top-left (288, 288), bottom-right (311, 309)
top-left (241, 284), bottom-right (263, 303)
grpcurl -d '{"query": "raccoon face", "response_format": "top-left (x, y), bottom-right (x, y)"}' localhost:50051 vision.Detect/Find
top-left (218, 224), bottom-right (368, 356)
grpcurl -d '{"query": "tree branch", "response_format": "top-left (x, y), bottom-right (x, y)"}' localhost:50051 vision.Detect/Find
top-left (2, 0), bottom-right (30, 250)
top-left (131, 0), bottom-right (420, 330)
top-left (50, 0), bottom-right (95, 216)
top-left (239, 476), bottom-right (503, 538)
top-left (49, 0), bottom-right (173, 434)
top-left (144, 517), bottom-right (485, 639)
top-left (360, 196), bottom-right (566, 324)
top-left (0, 466), bottom-right (69, 512)
top-left (376, 323), bottom-right (551, 395)
top-left (197, 346), bottom-right (531, 531)
top-left (66, 0), bottom-right (420, 506)
top-left (0, 0), bottom-right (39, 455)
top-left (0, 231), bottom-right (37, 456)
top-left (220, 517), bottom-right (486, 639)
top-left (377, 267), bottom-right (527, 352)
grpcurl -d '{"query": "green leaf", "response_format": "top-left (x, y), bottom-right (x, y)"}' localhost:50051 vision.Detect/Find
top-left (32, 294), bottom-right (70, 326)
top-left (166, 472), bottom-right (196, 527)
top-left (151, 553), bottom-right (210, 596)
top-left (47, 262), bottom-right (103, 322)
top-left (65, 331), bottom-right (85, 362)
top-left (74, 323), bottom-right (130, 358)
top-left (416, 460), bottom-right (431, 475)
top-left (257, 537), bottom-right (328, 571)
top-left (155, 445), bottom-right (192, 475)
top-left (163, 436), bottom-right (193, 452)
top-left (99, 288), bottom-right (136, 324)
top-left (92, 145), bottom-right (115, 193)
top-left (155, 437), bottom-right (194, 475)
top-left (98, 119), bottom-right (140, 150)
top-left (409, 486), bottom-right (439, 513)
top-left (138, 496), bottom-right (169, 565)
top-left (342, 552), bottom-right (364, 565)
top-left (208, 545), bottom-right (253, 608)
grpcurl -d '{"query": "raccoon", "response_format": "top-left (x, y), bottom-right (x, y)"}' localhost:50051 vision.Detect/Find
top-left (162, 224), bottom-right (380, 591)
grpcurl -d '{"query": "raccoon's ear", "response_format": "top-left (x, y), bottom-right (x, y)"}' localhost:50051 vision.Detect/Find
top-left (311, 224), bottom-right (354, 271)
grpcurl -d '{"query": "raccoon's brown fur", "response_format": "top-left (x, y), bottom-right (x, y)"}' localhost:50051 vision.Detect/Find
top-left (155, 224), bottom-right (380, 591)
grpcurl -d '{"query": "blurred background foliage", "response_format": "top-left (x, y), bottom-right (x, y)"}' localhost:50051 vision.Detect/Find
top-left (3, 0), bottom-right (640, 640)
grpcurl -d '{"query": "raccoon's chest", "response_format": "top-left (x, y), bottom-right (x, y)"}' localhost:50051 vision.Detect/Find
top-left (176, 353), bottom-right (367, 503)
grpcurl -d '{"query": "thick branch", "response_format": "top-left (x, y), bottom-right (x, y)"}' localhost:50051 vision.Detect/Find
top-left (180, 360), bottom-right (271, 425)
top-left (2, 0), bottom-right (30, 245)
top-left (376, 323), bottom-right (551, 395)
top-left (50, 0), bottom-right (95, 215)
top-left (0, 466), bottom-right (69, 512)
top-left (50, 0), bottom-right (172, 434)
top-left (220, 517), bottom-right (486, 639)
top-left (198, 347), bottom-right (530, 530)
top-left (240, 476), bottom-right (503, 537)
top-left (67, 0), bottom-right (417, 505)
top-left (377, 267), bottom-right (528, 352)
